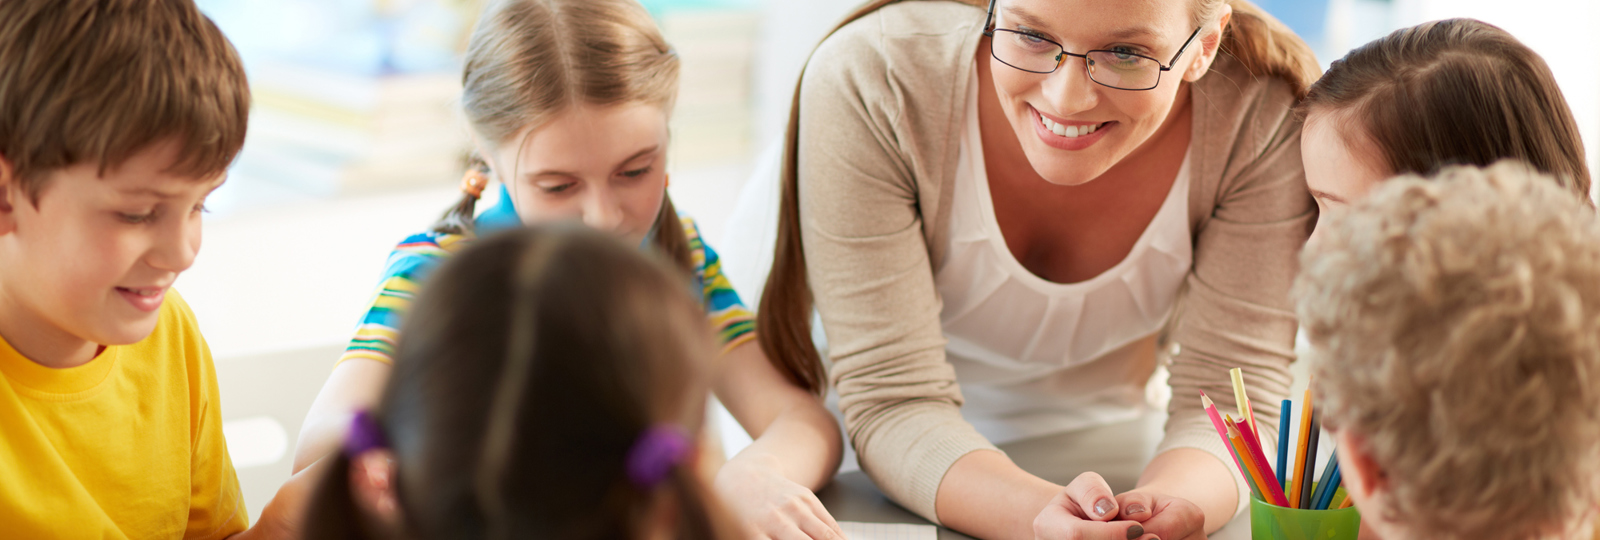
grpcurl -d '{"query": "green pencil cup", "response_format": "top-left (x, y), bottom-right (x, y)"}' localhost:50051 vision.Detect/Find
top-left (1249, 494), bottom-right (1361, 540)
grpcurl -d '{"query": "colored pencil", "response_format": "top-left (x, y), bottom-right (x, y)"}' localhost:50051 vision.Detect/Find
top-left (1309, 449), bottom-right (1338, 510)
top-left (1289, 388), bottom-right (1315, 508)
top-left (1277, 399), bottom-right (1291, 490)
top-left (1202, 393), bottom-right (1255, 497)
top-left (1313, 459), bottom-right (1342, 510)
top-left (1234, 416), bottom-right (1290, 507)
top-left (1230, 367), bottom-right (1258, 434)
top-left (1225, 418), bottom-right (1276, 505)
top-left (1298, 407), bottom-right (1322, 508)
top-left (1336, 495), bottom-right (1354, 510)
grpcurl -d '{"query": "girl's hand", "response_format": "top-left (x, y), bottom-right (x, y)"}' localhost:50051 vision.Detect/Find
top-left (714, 456), bottom-right (845, 540)
top-left (1113, 489), bottom-right (1208, 540)
top-left (1033, 472), bottom-right (1160, 540)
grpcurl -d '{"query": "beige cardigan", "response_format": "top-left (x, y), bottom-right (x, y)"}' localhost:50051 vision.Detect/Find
top-left (795, 0), bottom-right (1314, 522)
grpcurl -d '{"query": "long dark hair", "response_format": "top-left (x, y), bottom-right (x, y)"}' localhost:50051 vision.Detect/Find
top-left (429, 0), bottom-right (693, 273)
top-left (756, 0), bottom-right (1318, 395)
top-left (1297, 18), bottom-right (1591, 198)
top-left (304, 225), bottom-right (735, 540)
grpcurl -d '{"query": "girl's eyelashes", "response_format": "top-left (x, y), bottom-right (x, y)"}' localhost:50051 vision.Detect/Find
top-left (117, 211), bottom-right (156, 224)
top-left (539, 182), bottom-right (577, 194)
top-left (619, 165), bottom-right (653, 179)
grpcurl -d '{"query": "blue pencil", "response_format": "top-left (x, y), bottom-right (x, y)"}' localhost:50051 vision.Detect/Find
top-left (1318, 464), bottom-right (1343, 510)
top-left (1309, 450), bottom-right (1340, 510)
top-left (1277, 399), bottom-right (1291, 490)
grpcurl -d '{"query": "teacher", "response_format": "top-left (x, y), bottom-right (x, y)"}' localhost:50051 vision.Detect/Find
top-left (756, 0), bottom-right (1318, 539)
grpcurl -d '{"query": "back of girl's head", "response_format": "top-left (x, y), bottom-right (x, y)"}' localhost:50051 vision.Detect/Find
top-left (434, 0), bottom-right (686, 246)
top-left (1298, 18), bottom-right (1591, 197)
top-left (306, 224), bottom-right (732, 540)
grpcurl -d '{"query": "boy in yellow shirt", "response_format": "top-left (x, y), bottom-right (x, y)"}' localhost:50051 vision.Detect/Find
top-left (1296, 162), bottom-right (1600, 540)
top-left (0, 1), bottom-right (283, 538)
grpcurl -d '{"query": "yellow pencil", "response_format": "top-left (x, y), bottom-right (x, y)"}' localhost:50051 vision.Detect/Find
top-left (1230, 367), bottom-right (1258, 435)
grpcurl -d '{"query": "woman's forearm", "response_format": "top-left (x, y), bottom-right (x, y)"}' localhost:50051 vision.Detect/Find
top-left (934, 450), bottom-right (1062, 540)
top-left (1130, 447), bottom-right (1239, 533)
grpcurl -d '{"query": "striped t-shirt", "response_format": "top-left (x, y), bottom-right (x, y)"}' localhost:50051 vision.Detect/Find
top-left (339, 188), bottom-right (756, 365)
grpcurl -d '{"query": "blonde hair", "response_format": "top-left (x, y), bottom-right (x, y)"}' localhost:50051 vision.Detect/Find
top-left (434, 0), bottom-right (693, 272)
top-left (1295, 161), bottom-right (1600, 540)
top-left (757, 0), bottom-right (1319, 395)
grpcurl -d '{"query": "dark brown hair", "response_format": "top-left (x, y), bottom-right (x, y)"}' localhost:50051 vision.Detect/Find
top-left (756, 0), bottom-right (1318, 395)
top-left (305, 224), bottom-right (735, 540)
top-left (1297, 18), bottom-right (1591, 198)
top-left (0, 0), bottom-right (249, 202)
top-left (431, 0), bottom-right (692, 272)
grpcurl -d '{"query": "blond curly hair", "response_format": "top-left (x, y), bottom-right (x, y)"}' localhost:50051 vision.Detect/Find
top-left (1295, 161), bottom-right (1600, 540)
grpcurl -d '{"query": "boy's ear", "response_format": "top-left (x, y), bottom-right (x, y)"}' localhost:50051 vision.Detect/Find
top-left (1334, 429), bottom-right (1387, 501)
top-left (0, 153), bottom-right (18, 235)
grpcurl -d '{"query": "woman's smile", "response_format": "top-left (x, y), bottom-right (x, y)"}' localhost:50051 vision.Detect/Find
top-left (1030, 104), bottom-right (1116, 151)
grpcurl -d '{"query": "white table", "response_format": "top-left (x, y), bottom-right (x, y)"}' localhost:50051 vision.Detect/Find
top-left (815, 414), bottom-right (1251, 539)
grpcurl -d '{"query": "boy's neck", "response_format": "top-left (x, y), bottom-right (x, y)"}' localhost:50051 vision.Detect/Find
top-left (0, 292), bottom-right (101, 369)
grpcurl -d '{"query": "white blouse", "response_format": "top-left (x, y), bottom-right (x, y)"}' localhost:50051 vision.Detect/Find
top-left (936, 72), bottom-right (1193, 444)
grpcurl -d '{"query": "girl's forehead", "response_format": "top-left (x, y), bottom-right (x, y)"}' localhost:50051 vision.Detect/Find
top-left (504, 103), bottom-right (670, 173)
top-left (998, 0), bottom-right (1194, 31)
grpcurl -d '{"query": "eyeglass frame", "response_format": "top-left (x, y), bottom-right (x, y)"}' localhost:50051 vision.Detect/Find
top-left (981, 0), bottom-right (1204, 91)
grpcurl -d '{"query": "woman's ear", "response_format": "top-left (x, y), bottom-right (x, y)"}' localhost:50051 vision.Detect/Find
top-left (350, 449), bottom-right (402, 529)
top-left (1184, 5), bottom-right (1232, 82)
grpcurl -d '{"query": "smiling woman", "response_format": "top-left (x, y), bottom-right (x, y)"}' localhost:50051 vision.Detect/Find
top-left (757, 0), bottom-right (1319, 539)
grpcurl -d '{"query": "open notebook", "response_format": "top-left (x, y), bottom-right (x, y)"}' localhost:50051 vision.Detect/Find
top-left (839, 521), bottom-right (938, 540)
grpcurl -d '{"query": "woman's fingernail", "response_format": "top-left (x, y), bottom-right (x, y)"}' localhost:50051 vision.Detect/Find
top-left (1094, 498), bottom-right (1115, 517)
top-left (1126, 503), bottom-right (1147, 515)
top-left (1125, 524), bottom-right (1145, 539)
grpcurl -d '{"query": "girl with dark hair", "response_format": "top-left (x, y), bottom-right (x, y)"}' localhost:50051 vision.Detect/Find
top-left (303, 225), bottom-right (739, 540)
top-left (1298, 17), bottom-right (1591, 237)
top-left (294, 1), bottom-right (844, 537)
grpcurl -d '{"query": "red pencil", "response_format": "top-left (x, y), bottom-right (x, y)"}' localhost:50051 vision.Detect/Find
top-left (1234, 416), bottom-right (1291, 507)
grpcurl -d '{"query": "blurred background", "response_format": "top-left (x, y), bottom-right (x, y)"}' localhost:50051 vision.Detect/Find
top-left (184, 0), bottom-right (1600, 520)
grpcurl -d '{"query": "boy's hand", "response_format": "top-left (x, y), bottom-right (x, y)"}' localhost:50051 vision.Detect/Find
top-left (230, 457), bottom-right (331, 540)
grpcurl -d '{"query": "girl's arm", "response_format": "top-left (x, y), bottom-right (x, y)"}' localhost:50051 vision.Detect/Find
top-left (292, 359), bottom-right (391, 473)
top-left (712, 340), bottom-right (845, 539)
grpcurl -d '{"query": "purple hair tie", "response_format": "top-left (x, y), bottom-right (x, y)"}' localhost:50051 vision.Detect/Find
top-left (344, 410), bottom-right (388, 456)
top-left (625, 424), bottom-right (690, 488)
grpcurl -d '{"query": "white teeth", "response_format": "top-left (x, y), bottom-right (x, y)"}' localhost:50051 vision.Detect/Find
top-left (1038, 113), bottom-right (1100, 138)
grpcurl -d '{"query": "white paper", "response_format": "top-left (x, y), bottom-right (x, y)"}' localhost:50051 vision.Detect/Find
top-left (839, 521), bottom-right (938, 540)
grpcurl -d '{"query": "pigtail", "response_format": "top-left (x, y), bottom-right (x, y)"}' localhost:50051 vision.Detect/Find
top-left (651, 193), bottom-right (695, 275)
top-left (303, 452), bottom-right (381, 540)
top-left (431, 157), bottom-right (491, 236)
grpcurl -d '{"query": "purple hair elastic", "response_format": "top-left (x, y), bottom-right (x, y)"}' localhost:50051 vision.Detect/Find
top-left (625, 424), bottom-right (690, 488)
top-left (344, 410), bottom-right (388, 456)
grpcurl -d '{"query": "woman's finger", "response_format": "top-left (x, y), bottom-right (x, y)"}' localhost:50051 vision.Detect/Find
top-left (1062, 472), bottom-right (1120, 521)
top-left (793, 511), bottom-right (845, 540)
top-left (1114, 491), bottom-right (1156, 522)
top-left (1132, 499), bottom-right (1205, 540)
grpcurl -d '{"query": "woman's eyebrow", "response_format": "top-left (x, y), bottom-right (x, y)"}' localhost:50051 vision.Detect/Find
top-left (1000, 6), bottom-right (1053, 31)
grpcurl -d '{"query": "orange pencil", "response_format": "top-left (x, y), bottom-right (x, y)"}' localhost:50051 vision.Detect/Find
top-left (1288, 386), bottom-right (1314, 508)
top-left (1336, 496), bottom-right (1354, 509)
top-left (1226, 415), bottom-right (1285, 507)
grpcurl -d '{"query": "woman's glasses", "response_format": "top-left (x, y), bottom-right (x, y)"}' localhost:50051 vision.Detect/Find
top-left (982, 1), bottom-right (1203, 91)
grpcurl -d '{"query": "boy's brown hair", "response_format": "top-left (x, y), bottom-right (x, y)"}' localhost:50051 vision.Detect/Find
top-left (0, 0), bottom-right (249, 202)
top-left (1296, 161), bottom-right (1600, 540)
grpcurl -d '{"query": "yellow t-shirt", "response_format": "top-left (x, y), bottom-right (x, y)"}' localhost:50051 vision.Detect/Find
top-left (0, 290), bottom-right (248, 539)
